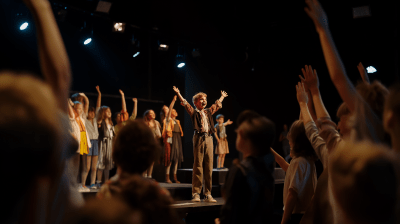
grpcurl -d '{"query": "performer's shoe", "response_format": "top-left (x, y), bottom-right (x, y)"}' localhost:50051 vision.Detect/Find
top-left (165, 174), bottom-right (172, 183)
top-left (191, 193), bottom-right (201, 202)
top-left (90, 184), bottom-right (97, 189)
top-left (173, 174), bottom-right (180, 183)
top-left (204, 194), bottom-right (217, 203)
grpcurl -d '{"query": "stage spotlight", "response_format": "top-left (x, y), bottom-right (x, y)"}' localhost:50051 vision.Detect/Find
top-left (113, 22), bottom-right (126, 32)
top-left (366, 66), bottom-right (377, 73)
top-left (177, 63), bottom-right (185, 68)
top-left (159, 44), bottom-right (169, 51)
top-left (133, 52), bottom-right (140, 57)
top-left (84, 38), bottom-right (92, 45)
top-left (20, 22), bottom-right (29, 30)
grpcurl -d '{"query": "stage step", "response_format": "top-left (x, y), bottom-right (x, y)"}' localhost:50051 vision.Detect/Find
top-left (81, 182), bottom-right (221, 201)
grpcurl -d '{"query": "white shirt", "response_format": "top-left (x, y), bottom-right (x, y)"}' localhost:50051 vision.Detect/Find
top-left (283, 156), bottom-right (317, 214)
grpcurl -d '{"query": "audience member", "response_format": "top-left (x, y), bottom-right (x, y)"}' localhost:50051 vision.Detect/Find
top-left (217, 110), bottom-right (275, 224)
top-left (271, 117), bottom-right (318, 224)
top-left (97, 119), bottom-right (160, 199)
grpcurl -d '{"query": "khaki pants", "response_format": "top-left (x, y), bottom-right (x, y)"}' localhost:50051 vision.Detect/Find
top-left (192, 133), bottom-right (213, 195)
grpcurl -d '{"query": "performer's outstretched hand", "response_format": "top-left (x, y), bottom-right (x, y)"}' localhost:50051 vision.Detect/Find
top-left (173, 86), bottom-right (180, 94)
top-left (221, 91), bottom-right (228, 98)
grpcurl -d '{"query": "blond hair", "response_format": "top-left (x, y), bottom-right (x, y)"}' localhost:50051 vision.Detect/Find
top-left (192, 92), bottom-right (207, 105)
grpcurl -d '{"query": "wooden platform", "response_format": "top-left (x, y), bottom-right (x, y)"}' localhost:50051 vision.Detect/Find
top-left (172, 197), bottom-right (224, 214)
top-left (81, 182), bottom-right (222, 201)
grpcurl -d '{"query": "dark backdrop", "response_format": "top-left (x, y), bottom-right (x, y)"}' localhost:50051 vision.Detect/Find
top-left (0, 0), bottom-right (399, 167)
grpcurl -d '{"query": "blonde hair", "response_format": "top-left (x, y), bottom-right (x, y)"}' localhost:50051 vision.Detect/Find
top-left (192, 92), bottom-right (207, 105)
top-left (330, 140), bottom-right (400, 224)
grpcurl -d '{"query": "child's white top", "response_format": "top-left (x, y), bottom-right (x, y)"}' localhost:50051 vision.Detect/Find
top-left (283, 156), bottom-right (317, 214)
top-left (85, 107), bottom-right (100, 140)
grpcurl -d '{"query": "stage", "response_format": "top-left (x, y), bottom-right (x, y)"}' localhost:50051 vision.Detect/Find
top-left (80, 167), bottom-right (285, 223)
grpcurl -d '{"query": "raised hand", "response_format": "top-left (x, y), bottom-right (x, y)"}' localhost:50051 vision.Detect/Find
top-left (226, 119), bottom-right (233, 125)
top-left (299, 65), bottom-right (319, 92)
top-left (173, 95), bottom-right (177, 101)
top-left (305, 0), bottom-right (329, 33)
top-left (221, 91), bottom-right (228, 98)
top-left (296, 82), bottom-right (308, 105)
top-left (96, 85), bottom-right (101, 94)
top-left (357, 62), bottom-right (370, 83)
top-left (119, 89), bottom-right (124, 96)
top-left (132, 98), bottom-right (137, 103)
top-left (79, 92), bottom-right (86, 97)
top-left (173, 86), bottom-right (180, 94)
top-left (69, 98), bottom-right (74, 106)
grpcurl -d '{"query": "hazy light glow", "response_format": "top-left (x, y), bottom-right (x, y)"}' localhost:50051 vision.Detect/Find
top-left (133, 52), bottom-right (140, 57)
top-left (20, 22), bottom-right (28, 30)
top-left (177, 63), bottom-right (185, 68)
top-left (114, 23), bottom-right (124, 31)
top-left (366, 66), bottom-right (377, 73)
top-left (84, 38), bottom-right (92, 45)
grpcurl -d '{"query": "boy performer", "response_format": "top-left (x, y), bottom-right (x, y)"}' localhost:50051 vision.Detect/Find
top-left (173, 86), bottom-right (228, 202)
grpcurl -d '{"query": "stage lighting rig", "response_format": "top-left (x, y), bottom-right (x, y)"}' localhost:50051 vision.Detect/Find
top-left (80, 21), bottom-right (93, 46)
top-left (159, 44), bottom-right (169, 51)
top-left (113, 22), bottom-right (126, 32)
top-left (95, 1), bottom-right (112, 14)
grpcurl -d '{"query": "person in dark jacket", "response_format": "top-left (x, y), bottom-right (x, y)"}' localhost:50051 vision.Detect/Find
top-left (217, 110), bottom-right (276, 224)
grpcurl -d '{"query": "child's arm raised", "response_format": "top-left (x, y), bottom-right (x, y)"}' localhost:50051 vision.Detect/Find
top-left (173, 86), bottom-right (194, 116)
top-left (209, 91), bottom-right (228, 115)
top-left (305, 0), bottom-right (358, 113)
top-left (296, 82), bottom-right (313, 125)
top-left (120, 89), bottom-right (127, 112)
top-left (80, 93), bottom-right (89, 116)
top-left (166, 96), bottom-right (177, 122)
top-left (96, 86), bottom-right (101, 109)
top-left (131, 98), bottom-right (138, 120)
top-left (300, 65), bottom-right (330, 119)
top-left (67, 99), bottom-right (75, 119)
top-left (270, 147), bottom-right (289, 172)
top-left (24, 0), bottom-right (71, 113)
top-left (218, 91), bottom-right (228, 103)
top-left (357, 62), bottom-right (370, 84)
top-left (173, 86), bottom-right (185, 103)
top-left (119, 90), bottom-right (128, 122)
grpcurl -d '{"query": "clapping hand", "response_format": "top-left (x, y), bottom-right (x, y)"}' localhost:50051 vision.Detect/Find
top-left (296, 82), bottom-right (309, 105)
top-left (305, 0), bottom-right (329, 33)
top-left (221, 91), bottom-right (228, 98)
top-left (299, 65), bottom-right (319, 92)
